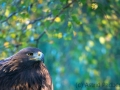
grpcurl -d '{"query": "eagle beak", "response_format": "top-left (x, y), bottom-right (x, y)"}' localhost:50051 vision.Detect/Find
top-left (33, 51), bottom-right (44, 62)
top-left (38, 51), bottom-right (44, 62)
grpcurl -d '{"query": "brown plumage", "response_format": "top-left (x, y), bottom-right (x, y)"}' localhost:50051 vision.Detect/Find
top-left (0, 47), bottom-right (53, 90)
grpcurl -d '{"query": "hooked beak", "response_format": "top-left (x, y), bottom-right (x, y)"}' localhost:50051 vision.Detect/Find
top-left (33, 51), bottom-right (44, 62)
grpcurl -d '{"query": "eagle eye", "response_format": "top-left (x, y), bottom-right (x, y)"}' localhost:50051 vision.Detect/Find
top-left (27, 53), bottom-right (33, 56)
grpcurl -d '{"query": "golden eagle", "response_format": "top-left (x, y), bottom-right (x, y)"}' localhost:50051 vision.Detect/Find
top-left (0, 47), bottom-right (53, 90)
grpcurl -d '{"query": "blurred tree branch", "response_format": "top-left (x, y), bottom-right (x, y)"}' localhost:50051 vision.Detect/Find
top-left (51, 0), bottom-right (77, 23)
top-left (29, 13), bottom-right (52, 24)
top-left (0, 0), bottom-right (77, 47)
top-left (35, 0), bottom-right (77, 47)
top-left (21, 13), bottom-right (53, 31)
top-left (0, 12), bottom-right (16, 23)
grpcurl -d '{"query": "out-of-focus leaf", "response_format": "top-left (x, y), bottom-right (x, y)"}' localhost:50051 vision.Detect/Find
top-left (72, 15), bottom-right (81, 25)
top-left (55, 17), bottom-right (61, 22)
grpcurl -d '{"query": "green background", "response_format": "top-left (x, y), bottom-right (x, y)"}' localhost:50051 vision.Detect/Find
top-left (0, 0), bottom-right (120, 90)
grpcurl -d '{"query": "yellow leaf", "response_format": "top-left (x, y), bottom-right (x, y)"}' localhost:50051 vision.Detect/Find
top-left (68, 0), bottom-right (73, 7)
top-left (54, 33), bottom-right (62, 39)
top-left (1, 52), bottom-right (7, 58)
top-left (27, 24), bottom-right (32, 29)
top-left (21, 1), bottom-right (24, 4)
top-left (102, 20), bottom-right (107, 24)
top-left (68, 21), bottom-right (72, 26)
top-left (49, 41), bottom-right (54, 44)
top-left (116, 85), bottom-right (120, 90)
top-left (58, 33), bottom-right (62, 39)
top-left (73, 31), bottom-right (77, 37)
top-left (38, 0), bottom-right (43, 4)
top-left (105, 34), bottom-right (112, 41)
top-left (91, 3), bottom-right (98, 10)
top-left (93, 70), bottom-right (99, 76)
top-left (4, 42), bottom-right (9, 47)
top-left (99, 37), bottom-right (105, 44)
top-left (43, 8), bottom-right (50, 12)
top-left (31, 0), bottom-right (34, 3)
top-left (55, 17), bottom-right (61, 22)
top-left (68, 0), bottom-right (72, 3)
top-left (11, 33), bottom-right (16, 38)
top-left (13, 16), bottom-right (17, 20)
top-left (5, 9), bottom-right (10, 17)
top-left (85, 46), bottom-right (90, 51)
top-left (88, 40), bottom-right (94, 47)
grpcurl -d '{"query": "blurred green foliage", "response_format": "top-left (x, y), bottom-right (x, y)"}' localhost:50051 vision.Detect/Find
top-left (0, 0), bottom-right (120, 90)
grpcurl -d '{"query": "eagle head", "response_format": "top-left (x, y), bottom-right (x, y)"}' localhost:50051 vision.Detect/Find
top-left (13, 47), bottom-right (44, 62)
